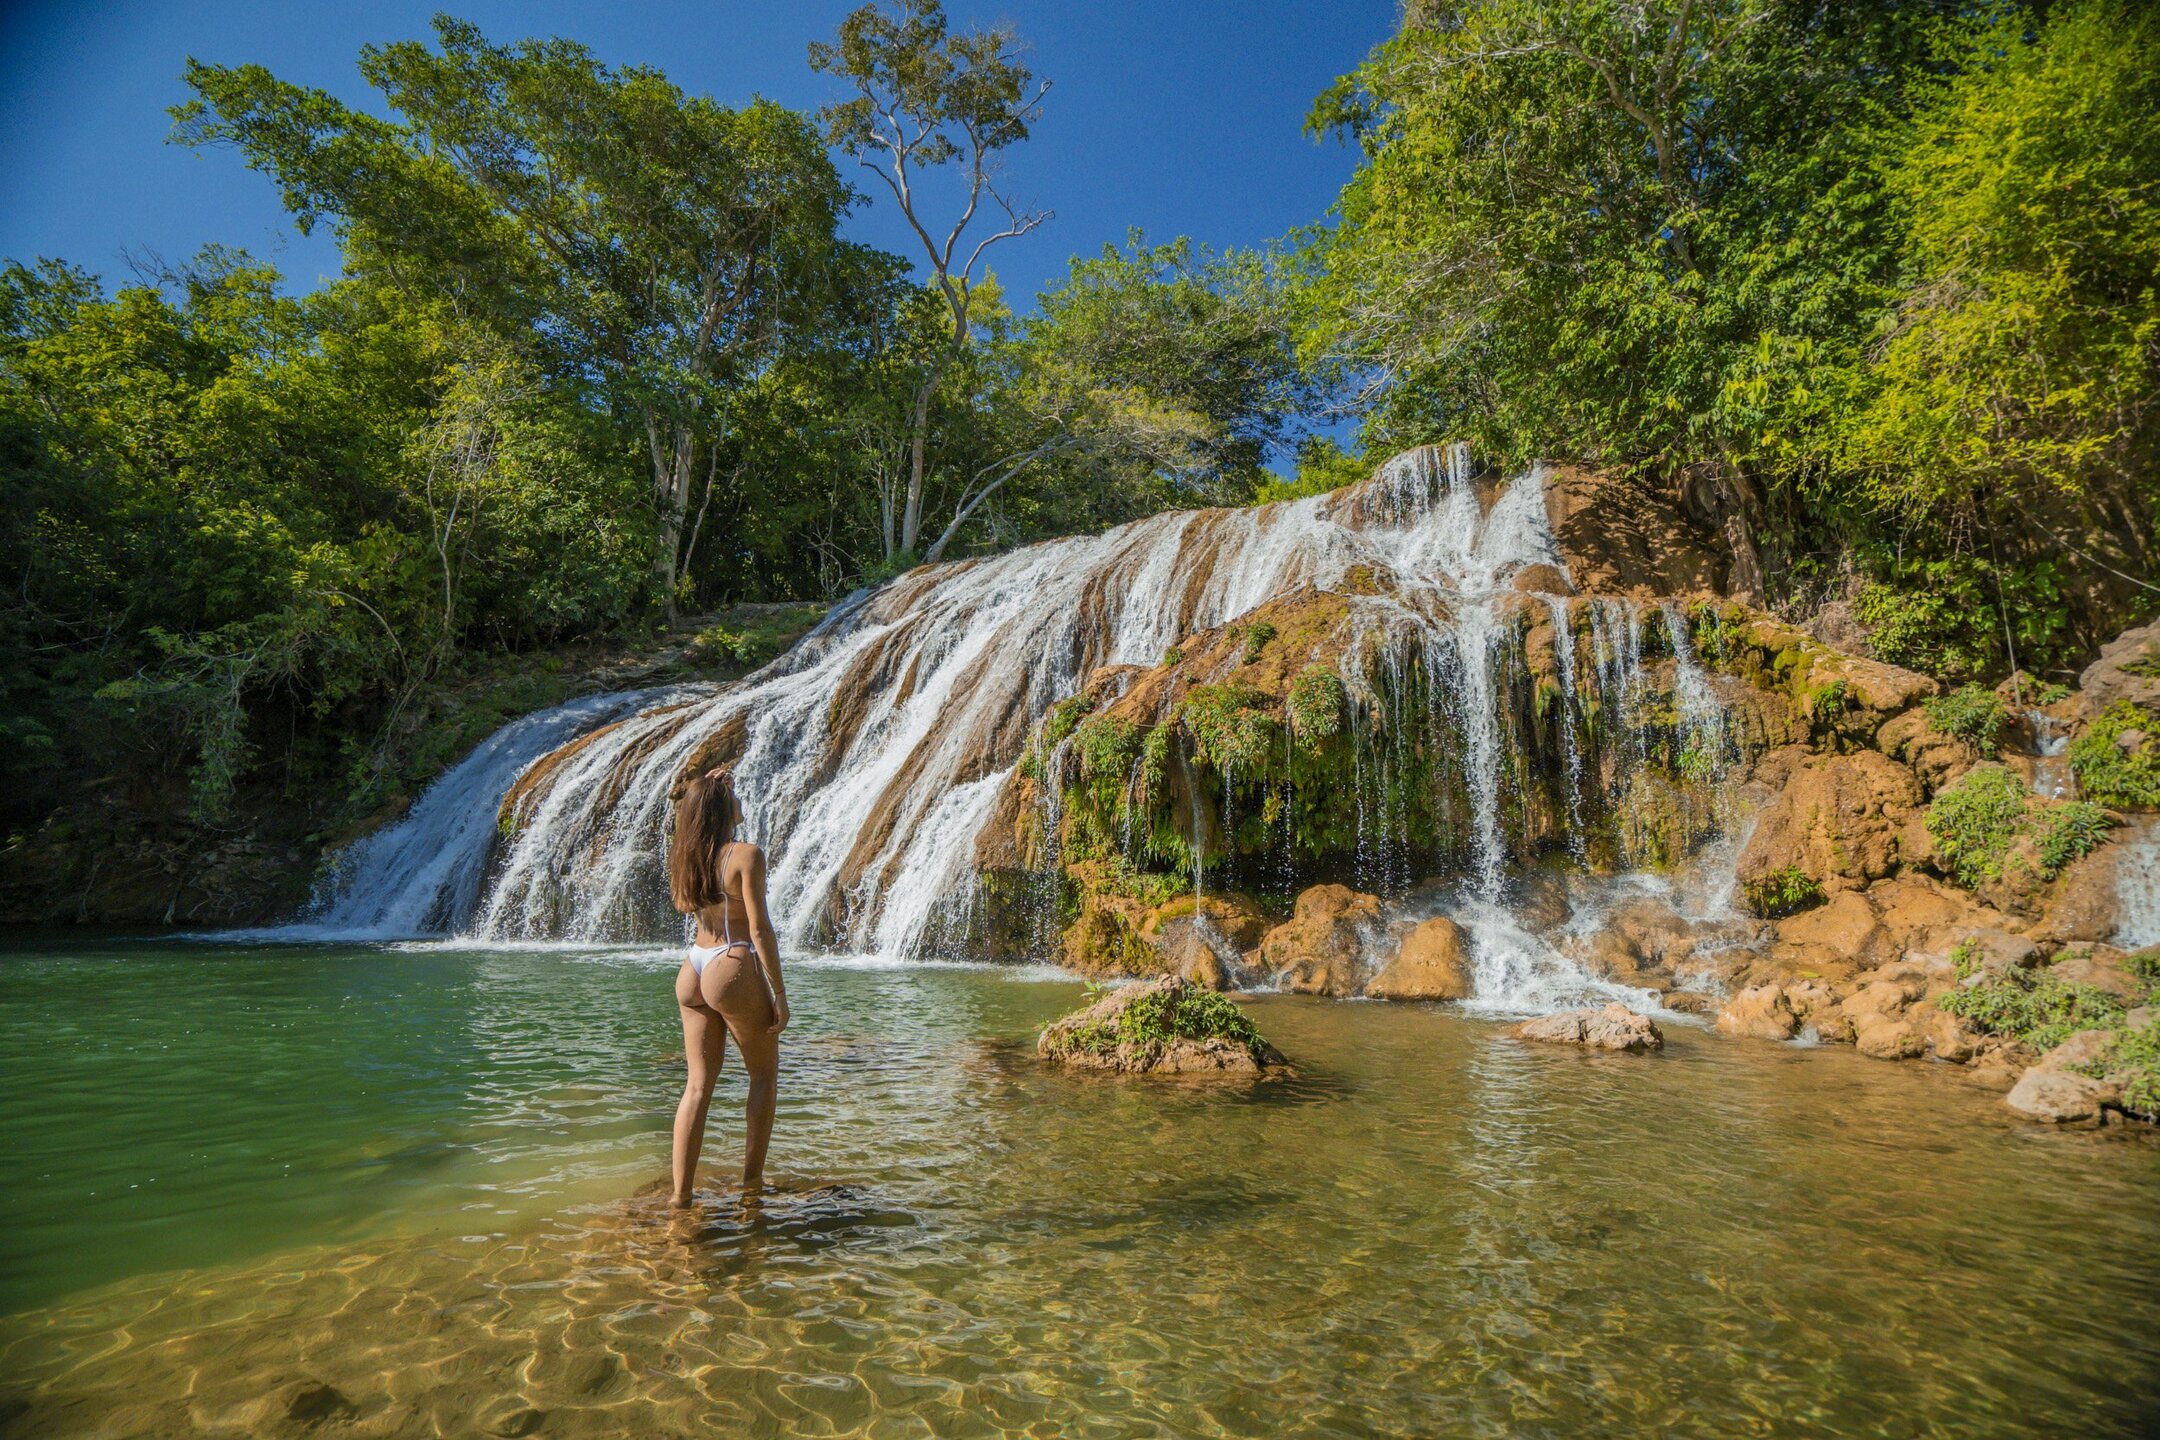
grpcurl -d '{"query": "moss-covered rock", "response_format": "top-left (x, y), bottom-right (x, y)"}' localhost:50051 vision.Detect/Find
top-left (1037, 976), bottom-right (1289, 1076)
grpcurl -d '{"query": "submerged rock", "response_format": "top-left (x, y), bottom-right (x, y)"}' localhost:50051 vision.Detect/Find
top-left (1514, 1002), bottom-right (1664, 1053)
top-left (1037, 976), bottom-right (1289, 1076)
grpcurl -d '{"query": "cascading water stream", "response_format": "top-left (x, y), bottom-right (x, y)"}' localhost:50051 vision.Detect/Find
top-left (284, 446), bottom-right (1736, 1015)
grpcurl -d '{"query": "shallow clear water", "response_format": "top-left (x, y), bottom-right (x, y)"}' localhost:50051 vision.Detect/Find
top-left (3, 938), bottom-right (2158, 1438)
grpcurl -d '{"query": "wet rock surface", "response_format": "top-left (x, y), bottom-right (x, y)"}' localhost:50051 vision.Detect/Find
top-left (1514, 1003), bottom-right (1665, 1053)
top-left (1367, 916), bottom-right (1473, 1001)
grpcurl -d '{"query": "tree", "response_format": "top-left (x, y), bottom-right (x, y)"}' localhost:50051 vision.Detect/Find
top-left (1304, 0), bottom-right (1954, 590)
top-left (175, 17), bottom-right (850, 612)
top-left (810, 0), bottom-right (1050, 562)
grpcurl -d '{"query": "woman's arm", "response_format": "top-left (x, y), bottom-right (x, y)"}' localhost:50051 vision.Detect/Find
top-left (740, 845), bottom-right (789, 1033)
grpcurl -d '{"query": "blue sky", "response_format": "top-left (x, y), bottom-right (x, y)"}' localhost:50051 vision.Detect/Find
top-left (0, 1), bottom-right (1396, 309)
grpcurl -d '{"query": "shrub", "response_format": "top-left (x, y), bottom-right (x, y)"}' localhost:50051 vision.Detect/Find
top-left (1924, 684), bottom-right (2009, 757)
top-left (2069, 702), bottom-right (2159, 809)
top-left (1072, 712), bottom-right (1144, 781)
top-left (1742, 865), bottom-right (1824, 918)
top-left (1241, 620), bottom-right (1278, 665)
top-left (1926, 763), bottom-right (2030, 887)
top-left (1161, 645), bottom-right (1184, 668)
top-left (1179, 684), bottom-right (1278, 775)
top-left (1287, 664), bottom-right (1344, 747)
top-left (1939, 967), bottom-right (2126, 1054)
top-left (2035, 801), bottom-right (2113, 874)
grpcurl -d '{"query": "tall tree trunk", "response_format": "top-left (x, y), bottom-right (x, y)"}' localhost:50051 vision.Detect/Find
top-left (647, 415), bottom-right (697, 620)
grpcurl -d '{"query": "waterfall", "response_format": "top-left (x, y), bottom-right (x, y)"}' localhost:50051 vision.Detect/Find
top-left (278, 688), bottom-right (677, 940)
top-left (1545, 596), bottom-right (1588, 864)
top-left (2116, 819), bottom-right (2160, 950)
top-left (287, 448), bottom-right (1737, 1021)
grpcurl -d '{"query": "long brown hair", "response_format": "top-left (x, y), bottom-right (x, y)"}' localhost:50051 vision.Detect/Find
top-left (669, 768), bottom-right (738, 914)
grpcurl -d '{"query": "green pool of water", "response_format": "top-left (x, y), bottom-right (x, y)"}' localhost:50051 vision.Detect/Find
top-left (2, 937), bottom-right (2157, 1437)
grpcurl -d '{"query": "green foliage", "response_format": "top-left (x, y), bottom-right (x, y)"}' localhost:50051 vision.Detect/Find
top-left (1241, 620), bottom-right (1278, 664)
top-left (1832, 3), bottom-right (2160, 528)
top-left (1042, 695), bottom-right (1096, 750)
top-left (692, 605), bottom-right (829, 668)
top-left (1252, 435), bottom-right (1369, 505)
top-left (2069, 702), bottom-right (2160, 809)
top-left (1286, 665), bottom-right (1345, 749)
top-left (1926, 764), bottom-right (2035, 888)
top-left (2035, 802), bottom-right (2114, 875)
top-left (1304, 1), bottom-right (2157, 680)
top-left (1071, 712), bottom-right (1144, 781)
top-left (1852, 555), bottom-right (2071, 687)
top-left (1925, 763), bottom-right (2116, 889)
top-left (2090, 1021), bottom-right (2160, 1122)
top-left (1054, 981), bottom-right (1267, 1058)
top-left (1160, 645), bottom-right (1184, 669)
top-left (1742, 866), bottom-right (1824, 919)
top-left (1178, 684), bottom-right (1279, 776)
top-left (1940, 966), bottom-right (2126, 1054)
top-left (1925, 685), bottom-right (2010, 757)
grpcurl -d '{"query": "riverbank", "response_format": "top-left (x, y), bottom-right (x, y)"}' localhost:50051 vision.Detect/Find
top-left (2, 937), bottom-right (2156, 1438)
top-left (0, 604), bottom-right (824, 929)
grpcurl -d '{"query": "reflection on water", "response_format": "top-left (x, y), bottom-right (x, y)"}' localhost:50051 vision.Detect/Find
top-left (3, 940), bottom-right (2159, 1437)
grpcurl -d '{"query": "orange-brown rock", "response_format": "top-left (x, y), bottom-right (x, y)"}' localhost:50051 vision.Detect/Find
top-left (1715, 983), bottom-right (1799, 1041)
top-left (1366, 917), bottom-right (1473, 1001)
top-left (1540, 464), bottom-right (1726, 597)
top-left (1259, 884), bottom-right (1383, 996)
top-left (1144, 893), bottom-right (1271, 990)
top-left (2074, 619), bottom-right (2160, 720)
top-left (2037, 845), bottom-right (2127, 944)
top-left (1875, 708), bottom-right (1980, 796)
top-left (1736, 749), bottom-right (1930, 902)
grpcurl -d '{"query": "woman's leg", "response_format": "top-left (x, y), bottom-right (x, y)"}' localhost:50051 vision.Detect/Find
top-left (671, 961), bottom-right (729, 1206)
top-left (702, 951), bottom-right (780, 1188)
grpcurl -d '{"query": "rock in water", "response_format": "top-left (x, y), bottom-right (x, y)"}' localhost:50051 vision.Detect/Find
top-left (1038, 976), bottom-right (1289, 1077)
top-left (2005, 1069), bottom-right (2115, 1125)
top-left (1514, 1002), bottom-right (1665, 1053)
top-left (1367, 916), bottom-right (1472, 1001)
top-left (1715, 983), bottom-right (1799, 1041)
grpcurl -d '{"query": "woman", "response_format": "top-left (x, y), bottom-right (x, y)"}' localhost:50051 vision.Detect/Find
top-left (667, 767), bottom-right (789, 1206)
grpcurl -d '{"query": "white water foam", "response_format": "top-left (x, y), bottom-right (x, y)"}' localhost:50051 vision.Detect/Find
top-left (269, 448), bottom-right (1732, 1015)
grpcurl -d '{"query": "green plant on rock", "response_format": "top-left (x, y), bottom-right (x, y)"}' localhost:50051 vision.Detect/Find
top-left (1042, 695), bottom-right (1097, 751)
top-left (1161, 645), bottom-right (1184, 668)
top-left (1072, 712), bottom-right (1144, 781)
top-left (1939, 967), bottom-right (2126, 1054)
top-left (1241, 620), bottom-right (1278, 665)
top-left (2069, 702), bottom-right (2159, 809)
top-left (1925, 763), bottom-right (2031, 888)
top-left (1178, 683), bottom-right (1278, 776)
top-left (1742, 865), bottom-right (1824, 918)
top-left (2035, 801), bottom-right (2114, 874)
top-left (1924, 684), bottom-right (2009, 757)
top-left (1287, 664), bottom-right (1344, 749)
top-left (1056, 982), bottom-right (1266, 1058)
top-left (2083, 1021), bottom-right (2160, 1121)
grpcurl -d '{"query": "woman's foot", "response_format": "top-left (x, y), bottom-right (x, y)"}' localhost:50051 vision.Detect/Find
top-left (669, 1188), bottom-right (695, 1208)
